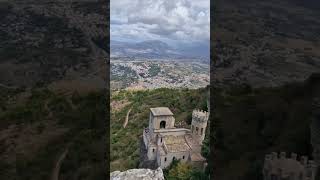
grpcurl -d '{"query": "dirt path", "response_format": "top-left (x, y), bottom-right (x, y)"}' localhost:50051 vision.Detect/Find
top-left (123, 108), bottom-right (132, 128)
top-left (51, 148), bottom-right (69, 180)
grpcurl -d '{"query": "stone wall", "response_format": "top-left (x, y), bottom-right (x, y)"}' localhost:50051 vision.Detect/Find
top-left (158, 151), bottom-right (190, 169)
top-left (152, 116), bottom-right (175, 129)
top-left (154, 128), bottom-right (190, 136)
top-left (139, 138), bottom-right (157, 169)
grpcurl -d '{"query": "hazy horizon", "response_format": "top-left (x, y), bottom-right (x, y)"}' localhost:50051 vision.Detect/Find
top-left (110, 0), bottom-right (210, 57)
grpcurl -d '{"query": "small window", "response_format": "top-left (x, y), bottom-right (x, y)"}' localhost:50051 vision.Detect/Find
top-left (160, 121), bottom-right (166, 129)
top-left (196, 127), bottom-right (199, 134)
top-left (183, 156), bottom-right (185, 159)
top-left (201, 128), bottom-right (203, 135)
top-left (160, 138), bottom-right (162, 142)
top-left (152, 149), bottom-right (155, 152)
top-left (164, 157), bottom-right (167, 162)
top-left (173, 157), bottom-right (176, 161)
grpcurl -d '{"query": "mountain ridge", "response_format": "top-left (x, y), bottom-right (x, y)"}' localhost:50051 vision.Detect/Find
top-left (111, 40), bottom-right (209, 60)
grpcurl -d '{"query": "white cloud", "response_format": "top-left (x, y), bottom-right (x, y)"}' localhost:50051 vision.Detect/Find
top-left (110, 0), bottom-right (210, 47)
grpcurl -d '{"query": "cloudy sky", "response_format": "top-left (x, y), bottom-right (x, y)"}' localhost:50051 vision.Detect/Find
top-left (111, 0), bottom-right (210, 49)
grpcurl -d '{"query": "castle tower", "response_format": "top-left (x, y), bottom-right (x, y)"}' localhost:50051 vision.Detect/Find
top-left (191, 109), bottom-right (209, 144)
top-left (149, 107), bottom-right (175, 132)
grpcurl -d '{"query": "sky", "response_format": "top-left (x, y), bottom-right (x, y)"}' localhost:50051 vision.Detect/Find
top-left (110, 0), bottom-right (210, 49)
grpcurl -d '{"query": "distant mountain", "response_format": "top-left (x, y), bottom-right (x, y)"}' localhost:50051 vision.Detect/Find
top-left (111, 40), bottom-right (180, 58)
top-left (110, 40), bottom-right (209, 61)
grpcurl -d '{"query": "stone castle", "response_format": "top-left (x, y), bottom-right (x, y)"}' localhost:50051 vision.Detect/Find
top-left (263, 152), bottom-right (318, 180)
top-left (142, 107), bottom-right (208, 169)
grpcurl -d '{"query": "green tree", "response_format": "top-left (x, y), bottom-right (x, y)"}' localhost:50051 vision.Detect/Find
top-left (166, 161), bottom-right (192, 180)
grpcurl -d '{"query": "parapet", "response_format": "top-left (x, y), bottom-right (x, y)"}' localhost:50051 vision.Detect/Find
top-left (263, 152), bottom-right (318, 180)
top-left (192, 109), bottom-right (209, 123)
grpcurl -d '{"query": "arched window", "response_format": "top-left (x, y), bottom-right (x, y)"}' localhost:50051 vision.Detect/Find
top-left (152, 149), bottom-right (155, 152)
top-left (201, 128), bottom-right (203, 135)
top-left (160, 137), bottom-right (162, 143)
top-left (196, 127), bottom-right (199, 134)
top-left (164, 157), bottom-right (167, 162)
top-left (173, 157), bottom-right (176, 161)
top-left (183, 156), bottom-right (185, 159)
top-left (160, 121), bottom-right (166, 129)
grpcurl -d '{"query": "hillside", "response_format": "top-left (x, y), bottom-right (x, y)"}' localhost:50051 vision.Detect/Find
top-left (110, 87), bottom-right (209, 172)
top-left (0, 1), bottom-right (109, 179)
top-left (0, 88), bottom-right (107, 180)
top-left (212, 74), bottom-right (320, 180)
top-left (0, 1), bottom-right (107, 90)
top-left (211, 0), bottom-right (320, 88)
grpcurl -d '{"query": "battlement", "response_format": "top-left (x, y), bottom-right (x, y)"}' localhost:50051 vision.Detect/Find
top-left (265, 152), bottom-right (316, 166)
top-left (192, 109), bottom-right (209, 123)
top-left (263, 152), bottom-right (318, 180)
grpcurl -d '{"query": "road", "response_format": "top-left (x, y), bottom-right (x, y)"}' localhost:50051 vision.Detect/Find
top-left (123, 108), bottom-right (132, 128)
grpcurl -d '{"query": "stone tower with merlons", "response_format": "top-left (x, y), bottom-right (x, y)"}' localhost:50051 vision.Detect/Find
top-left (191, 109), bottom-right (208, 144)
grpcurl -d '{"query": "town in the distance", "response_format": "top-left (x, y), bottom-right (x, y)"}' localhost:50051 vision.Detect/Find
top-left (111, 58), bottom-right (209, 90)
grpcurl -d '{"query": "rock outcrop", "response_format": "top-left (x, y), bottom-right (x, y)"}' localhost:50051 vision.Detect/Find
top-left (110, 167), bottom-right (164, 180)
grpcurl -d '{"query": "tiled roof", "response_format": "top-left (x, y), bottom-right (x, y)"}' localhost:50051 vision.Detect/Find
top-left (164, 135), bottom-right (191, 152)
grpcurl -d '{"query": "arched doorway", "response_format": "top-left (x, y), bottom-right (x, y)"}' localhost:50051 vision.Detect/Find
top-left (160, 121), bottom-right (166, 129)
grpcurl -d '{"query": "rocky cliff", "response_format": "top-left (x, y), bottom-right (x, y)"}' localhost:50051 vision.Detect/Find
top-left (110, 168), bottom-right (164, 180)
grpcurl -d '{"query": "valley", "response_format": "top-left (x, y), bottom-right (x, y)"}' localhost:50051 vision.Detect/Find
top-left (111, 59), bottom-right (209, 90)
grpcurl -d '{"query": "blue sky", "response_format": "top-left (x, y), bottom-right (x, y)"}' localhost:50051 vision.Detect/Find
top-left (110, 0), bottom-right (210, 49)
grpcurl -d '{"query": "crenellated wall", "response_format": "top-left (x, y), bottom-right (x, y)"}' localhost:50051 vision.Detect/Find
top-left (263, 152), bottom-right (318, 180)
